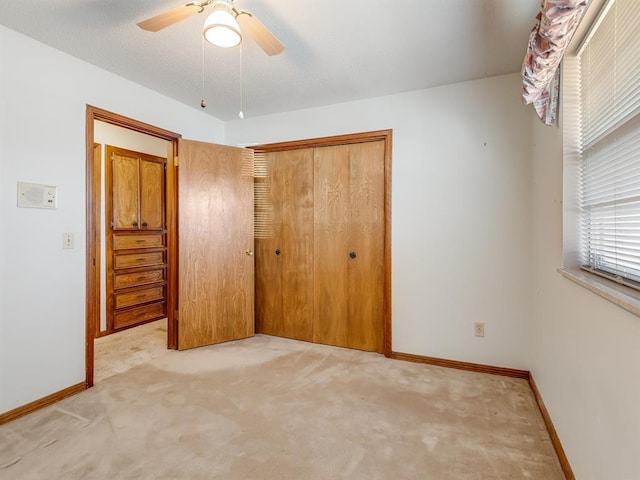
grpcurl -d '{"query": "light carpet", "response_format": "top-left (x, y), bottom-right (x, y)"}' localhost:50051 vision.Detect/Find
top-left (0, 335), bottom-right (563, 479)
top-left (94, 319), bottom-right (168, 382)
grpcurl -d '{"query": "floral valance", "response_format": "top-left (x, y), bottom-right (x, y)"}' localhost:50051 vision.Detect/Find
top-left (522, 0), bottom-right (588, 125)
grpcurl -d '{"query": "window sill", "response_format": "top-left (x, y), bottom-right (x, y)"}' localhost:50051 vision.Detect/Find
top-left (558, 268), bottom-right (640, 318)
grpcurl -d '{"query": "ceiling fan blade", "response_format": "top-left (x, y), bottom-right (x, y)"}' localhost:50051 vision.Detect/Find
top-left (137, 4), bottom-right (202, 32)
top-left (236, 11), bottom-right (285, 56)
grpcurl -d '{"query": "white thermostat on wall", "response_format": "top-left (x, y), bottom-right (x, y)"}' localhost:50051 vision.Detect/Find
top-left (17, 181), bottom-right (57, 209)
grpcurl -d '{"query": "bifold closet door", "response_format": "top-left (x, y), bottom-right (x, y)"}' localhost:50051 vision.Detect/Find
top-left (347, 141), bottom-right (385, 352)
top-left (256, 148), bottom-right (314, 341)
top-left (177, 139), bottom-right (255, 350)
top-left (313, 146), bottom-right (350, 347)
top-left (313, 141), bottom-right (385, 352)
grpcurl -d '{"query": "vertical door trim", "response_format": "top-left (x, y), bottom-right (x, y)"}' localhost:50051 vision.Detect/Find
top-left (85, 105), bottom-right (181, 388)
top-left (252, 129), bottom-right (393, 357)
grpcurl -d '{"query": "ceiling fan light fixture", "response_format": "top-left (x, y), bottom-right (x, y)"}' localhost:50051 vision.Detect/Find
top-left (203, 2), bottom-right (242, 48)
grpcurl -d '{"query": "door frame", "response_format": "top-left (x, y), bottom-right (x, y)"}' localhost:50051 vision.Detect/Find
top-left (252, 129), bottom-right (393, 357)
top-left (85, 105), bottom-right (180, 387)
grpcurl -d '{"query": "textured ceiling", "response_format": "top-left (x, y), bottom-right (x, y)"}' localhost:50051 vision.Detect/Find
top-left (0, 0), bottom-right (540, 121)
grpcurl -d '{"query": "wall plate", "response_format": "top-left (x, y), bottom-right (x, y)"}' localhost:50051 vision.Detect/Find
top-left (17, 182), bottom-right (57, 209)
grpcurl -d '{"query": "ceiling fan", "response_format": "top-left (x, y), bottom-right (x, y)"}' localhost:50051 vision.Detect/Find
top-left (137, 0), bottom-right (285, 56)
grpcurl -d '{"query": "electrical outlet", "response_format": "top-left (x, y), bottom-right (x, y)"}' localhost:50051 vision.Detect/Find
top-left (63, 232), bottom-right (74, 249)
top-left (474, 322), bottom-right (485, 337)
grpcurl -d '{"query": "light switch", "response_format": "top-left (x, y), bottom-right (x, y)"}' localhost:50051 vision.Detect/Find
top-left (63, 232), bottom-right (74, 249)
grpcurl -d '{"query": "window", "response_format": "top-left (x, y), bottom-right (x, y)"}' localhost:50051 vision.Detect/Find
top-left (577, 0), bottom-right (640, 289)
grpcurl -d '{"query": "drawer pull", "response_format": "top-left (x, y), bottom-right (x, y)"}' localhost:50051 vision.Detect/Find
top-left (137, 276), bottom-right (147, 281)
top-left (137, 294), bottom-right (148, 299)
top-left (136, 258), bottom-right (146, 262)
top-left (135, 239), bottom-right (146, 243)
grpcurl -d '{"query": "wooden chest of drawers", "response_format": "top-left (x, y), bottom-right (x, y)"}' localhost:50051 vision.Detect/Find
top-left (114, 268), bottom-right (164, 289)
top-left (114, 251), bottom-right (165, 269)
top-left (104, 145), bottom-right (168, 335)
top-left (114, 233), bottom-right (164, 250)
top-left (114, 302), bottom-right (166, 330)
top-left (110, 232), bottom-right (167, 331)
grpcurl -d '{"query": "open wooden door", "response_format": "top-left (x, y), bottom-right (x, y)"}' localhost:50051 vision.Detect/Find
top-left (177, 139), bottom-right (255, 350)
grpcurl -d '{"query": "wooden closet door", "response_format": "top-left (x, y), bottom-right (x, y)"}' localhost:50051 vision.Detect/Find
top-left (255, 152), bottom-right (283, 335)
top-left (280, 149), bottom-right (314, 341)
top-left (111, 153), bottom-right (140, 230)
top-left (347, 141), bottom-right (385, 352)
top-left (139, 158), bottom-right (165, 229)
top-left (256, 148), bottom-right (314, 341)
top-left (177, 139), bottom-right (255, 350)
top-left (313, 145), bottom-right (350, 347)
top-left (313, 141), bottom-right (384, 352)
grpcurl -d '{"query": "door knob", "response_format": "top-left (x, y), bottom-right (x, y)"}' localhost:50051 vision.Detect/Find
top-left (245, 250), bottom-right (254, 256)
top-left (142, 222), bottom-right (148, 227)
top-left (349, 251), bottom-right (357, 259)
top-left (275, 249), bottom-right (281, 256)
top-left (132, 221), bottom-right (138, 227)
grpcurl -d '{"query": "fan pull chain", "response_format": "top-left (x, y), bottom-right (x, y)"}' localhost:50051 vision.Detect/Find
top-left (200, 33), bottom-right (206, 109)
top-left (239, 43), bottom-right (244, 119)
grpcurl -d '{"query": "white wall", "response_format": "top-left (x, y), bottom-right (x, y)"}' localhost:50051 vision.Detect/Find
top-left (0, 25), bottom-right (224, 413)
top-left (226, 73), bottom-right (533, 370)
top-left (94, 121), bottom-right (171, 157)
top-left (3, 21), bottom-right (636, 480)
top-left (530, 114), bottom-right (640, 479)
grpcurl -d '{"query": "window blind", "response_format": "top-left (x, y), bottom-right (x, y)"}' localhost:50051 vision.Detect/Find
top-left (579, 0), bottom-right (640, 286)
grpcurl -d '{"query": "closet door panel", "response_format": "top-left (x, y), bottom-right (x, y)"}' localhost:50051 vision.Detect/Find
top-left (347, 141), bottom-right (385, 352)
top-left (313, 145), bottom-right (350, 347)
top-left (112, 154), bottom-right (139, 230)
top-left (256, 149), bottom-right (314, 341)
top-left (281, 149), bottom-right (315, 342)
top-left (255, 152), bottom-right (283, 336)
top-left (139, 157), bottom-right (165, 229)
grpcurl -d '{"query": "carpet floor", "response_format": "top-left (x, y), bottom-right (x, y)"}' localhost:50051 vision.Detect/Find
top-left (0, 335), bottom-right (563, 479)
top-left (94, 319), bottom-right (168, 382)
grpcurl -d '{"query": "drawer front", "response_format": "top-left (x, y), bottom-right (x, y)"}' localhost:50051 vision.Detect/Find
top-left (114, 302), bottom-right (166, 330)
top-left (114, 251), bottom-right (164, 269)
top-left (114, 269), bottom-right (164, 289)
top-left (115, 286), bottom-right (164, 309)
top-left (114, 233), bottom-right (164, 250)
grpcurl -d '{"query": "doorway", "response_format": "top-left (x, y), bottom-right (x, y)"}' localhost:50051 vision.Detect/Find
top-left (85, 106), bottom-right (180, 387)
